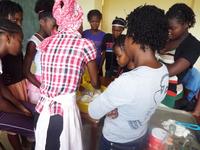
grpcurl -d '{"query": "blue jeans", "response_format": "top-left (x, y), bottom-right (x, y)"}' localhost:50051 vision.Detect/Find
top-left (100, 133), bottom-right (147, 150)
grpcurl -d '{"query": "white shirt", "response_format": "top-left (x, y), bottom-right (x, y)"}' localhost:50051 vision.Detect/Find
top-left (28, 35), bottom-right (42, 76)
top-left (89, 65), bottom-right (169, 143)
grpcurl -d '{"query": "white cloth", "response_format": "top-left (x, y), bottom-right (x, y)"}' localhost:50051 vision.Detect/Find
top-left (28, 35), bottom-right (42, 76)
top-left (0, 59), bottom-right (2, 74)
top-left (35, 93), bottom-right (83, 150)
top-left (89, 65), bottom-right (169, 143)
top-left (156, 51), bottom-right (178, 82)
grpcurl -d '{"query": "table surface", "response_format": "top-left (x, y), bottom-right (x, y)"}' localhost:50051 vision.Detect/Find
top-left (150, 106), bottom-right (200, 150)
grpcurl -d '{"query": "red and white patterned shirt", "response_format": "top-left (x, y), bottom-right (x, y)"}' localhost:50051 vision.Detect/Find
top-left (35, 30), bottom-right (96, 115)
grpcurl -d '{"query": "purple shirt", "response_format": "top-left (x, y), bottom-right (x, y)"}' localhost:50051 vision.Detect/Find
top-left (82, 29), bottom-right (105, 66)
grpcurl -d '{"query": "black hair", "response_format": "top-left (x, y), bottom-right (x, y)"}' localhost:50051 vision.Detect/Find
top-left (113, 35), bottom-right (126, 51)
top-left (0, 0), bottom-right (23, 18)
top-left (127, 5), bottom-right (168, 52)
top-left (87, 9), bottom-right (102, 21)
top-left (112, 17), bottom-right (126, 28)
top-left (166, 3), bottom-right (196, 28)
top-left (35, 0), bottom-right (54, 20)
top-left (0, 19), bottom-right (22, 35)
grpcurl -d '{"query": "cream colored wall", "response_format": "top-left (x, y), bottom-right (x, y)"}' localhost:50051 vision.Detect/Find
top-left (78, 0), bottom-right (103, 30)
top-left (79, 0), bottom-right (199, 70)
top-left (191, 0), bottom-right (200, 69)
top-left (100, 0), bottom-right (200, 70)
top-left (101, 0), bottom-right (193, 32)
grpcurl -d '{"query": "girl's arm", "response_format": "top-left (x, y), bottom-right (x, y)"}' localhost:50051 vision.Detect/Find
top-left (87, 60), bottom-right (100, 89)
top-left (0, 95), bottom-right (25, 115)
top-left (24, 41), bottom-right (41, 88)
top-left (89, 76), bottom-right (133, 119)
top-left (0, 78), bottom-right (31, 116)
top-left (167, 58), bottom-right (190, 77)
top-left (98, 51), bottom-right (105, 75)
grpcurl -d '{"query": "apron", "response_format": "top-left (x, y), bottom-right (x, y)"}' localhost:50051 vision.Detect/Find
top-left (35, 93), bottom-right (83, 150)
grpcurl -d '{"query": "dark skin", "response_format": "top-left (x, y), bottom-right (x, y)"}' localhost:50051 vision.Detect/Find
top-left (0, 33), bottom-right (31, 117)
top-left (192, 92), bottom-right (200, 117)
top-left (125, 37), bottom-right (161, 69)
top-left (23, 41), bottom-right (41, 88)
top-left (24, 18), bottom-right (55, 88)
top-left (87, 60), bottom-right (100, 89)
top-left (99, 26), bottom-right (124, 76)
top-left (89, 16), bottom-right (101, 34)
top-left (160, 18), bottom-right (200, 116)
top-left (161, 18), bottom-right (191, 77)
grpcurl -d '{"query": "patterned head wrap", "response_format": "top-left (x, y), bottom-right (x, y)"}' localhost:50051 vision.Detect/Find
top-left (38, 0), bottom-right (83, 51)
top-left (53, 0), bottom-right (83, 31)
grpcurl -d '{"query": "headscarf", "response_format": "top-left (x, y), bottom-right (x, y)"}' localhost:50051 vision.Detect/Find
top-left (53, 0), bottom-right (83, 31)
top-left (38, 0), bottom-right (83, 51)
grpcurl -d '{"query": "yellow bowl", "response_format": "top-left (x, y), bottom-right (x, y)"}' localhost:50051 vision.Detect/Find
top-left (77, 100), bottom-right (89, 113)
top-left (77, 86), bottom-right (106, 113)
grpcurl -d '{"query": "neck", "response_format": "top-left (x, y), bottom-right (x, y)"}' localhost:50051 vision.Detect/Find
top-left (166, 31), bottom-right (189, 50)
top-left (38, 30), bottom-right (48, 39)
top-left (91, 29), bottom-right (99, 34)
top-left (133, 49), bottom-right (161, 69)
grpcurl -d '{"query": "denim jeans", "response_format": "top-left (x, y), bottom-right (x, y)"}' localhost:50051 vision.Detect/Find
top-left (99, 133), bottom-right (148, 150)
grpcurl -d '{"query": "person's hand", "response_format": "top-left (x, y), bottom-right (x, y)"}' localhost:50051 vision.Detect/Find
top-left (192, 111), bottom-right (200, 117)
top-left (21, 108), bottom-right (32, 117)
top-left (18, 105), bottom-right (32, 117)
top-left (107, 108), bottom-right (118, 119)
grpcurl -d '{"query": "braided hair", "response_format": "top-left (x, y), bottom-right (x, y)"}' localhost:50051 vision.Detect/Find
top-left (35, 0), bottom-right (55, 20)
top-left (166, 3), bottom-right (196, 28)
top-left (0, 0), bottom-right (23, 18)
top-left (126, 5), bottom-right (168, 52)
top-left (0, 19), bottom-right (22, 35)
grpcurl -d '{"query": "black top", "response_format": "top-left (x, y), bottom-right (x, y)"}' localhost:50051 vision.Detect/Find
top-left (174, 33), bottom-right (200, 82)
top-left (101, 33), bottom-right (119, 71)
top-left (1, 52), bottom-right (24, 86)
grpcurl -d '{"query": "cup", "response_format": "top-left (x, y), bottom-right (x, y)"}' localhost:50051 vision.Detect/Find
top-left (148, 128), bottom-right (168, 150)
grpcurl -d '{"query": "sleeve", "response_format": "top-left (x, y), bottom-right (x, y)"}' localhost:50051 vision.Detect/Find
top-left (82, 30), bottom-right (86, 38)
top-left (181, 49), bottom-right (199, 66)
top-left (101, 34), bottom-right (107, 52)
top-left (178, 39), bottom-right (200, 66)
top-left (83, 39), bottom-right (97, 64)
top-left (88, 75), bottom-right (135, 119)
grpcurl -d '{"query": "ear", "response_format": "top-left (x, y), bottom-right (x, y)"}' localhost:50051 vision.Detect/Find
top-left (5, 33), bottom-right (11, 44)
top-left (39, 19), bottom-right (45, 26)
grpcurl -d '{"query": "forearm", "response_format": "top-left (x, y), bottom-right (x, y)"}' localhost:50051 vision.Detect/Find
top-left (87, 60), bottom-right (100, 89)
top-left (99, 52), bottom-right (105, 71)
top-left (0, 96), bottom-right (24, 115)
top-left (89, 95), bottom-right (114, 119)
top-left (167, 58), bottom-right (191, 77)
top-left (26, 72), bottom-right (41, 88)
top-left (0, 84), bottom-right (25, 110)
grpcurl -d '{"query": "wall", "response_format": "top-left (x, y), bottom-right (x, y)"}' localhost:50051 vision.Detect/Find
top-left (78, 0), bottom-right (103, 30)
top-left (10, 0), bottom-right (200, 69)
top-left (191, 0), bottom-right (200, 68)
top-left (101, 0), bottom-right (200, 69)
top-left (12, 0), bottom-right (38, 53)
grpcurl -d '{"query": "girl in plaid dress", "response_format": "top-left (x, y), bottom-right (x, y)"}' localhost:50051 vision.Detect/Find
top-left (34, 0), bottom-right (100, 150)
